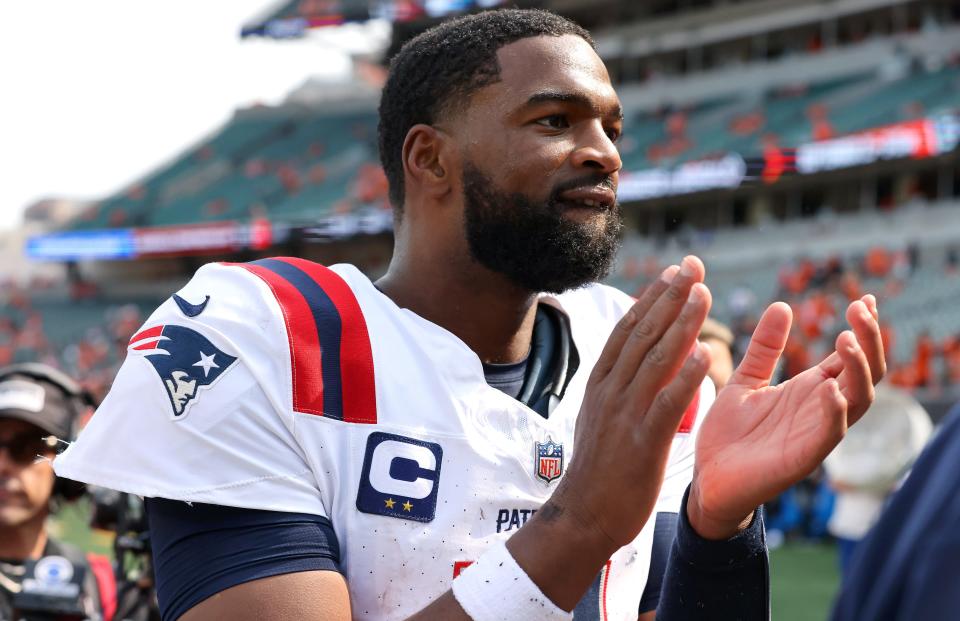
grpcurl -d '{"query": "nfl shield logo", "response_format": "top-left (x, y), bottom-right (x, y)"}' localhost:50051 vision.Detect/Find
top-left (535, 438), bottom-right (564, 484)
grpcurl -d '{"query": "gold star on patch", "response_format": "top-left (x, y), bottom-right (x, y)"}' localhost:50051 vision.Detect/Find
top-left (402, 500), bottom-right (413, 512)
top-left (384, 498), bottom-right (395, 509)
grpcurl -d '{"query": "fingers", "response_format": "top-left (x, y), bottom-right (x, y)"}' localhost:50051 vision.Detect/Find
top-left (834, 330), bottom-right (875, 425)
top-left (815, 378), bottom-right (848, 452)
top-left (816, 351), bottom-right (843, 378)
top-left (628, 282), bottom-right (712, 405)
top-left (728, 302), bottom-right (793, 389)
top-left (846, 297), bottom-right (886, 384)
top-left (610, 256), bottom-right (706, 388)
top-left (634, 265), bottom-right (682, 319)
top-left (863, 294), bottom-right (879, 321)
top-left (645, 341), bottom-right (711, 440)
top-left (592, 264), bottom-right (680, 379)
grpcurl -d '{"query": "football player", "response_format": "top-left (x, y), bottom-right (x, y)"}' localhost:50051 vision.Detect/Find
top-left (55, 9), bottom-right (884, 621)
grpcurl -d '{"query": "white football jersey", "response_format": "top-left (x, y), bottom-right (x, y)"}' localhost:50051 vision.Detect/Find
top-left (54, 257), bottom-right (713, 620)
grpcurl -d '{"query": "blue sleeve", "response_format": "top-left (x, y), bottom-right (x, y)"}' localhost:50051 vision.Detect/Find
top-left (146, 498), bottom-right (342, 621)
top-left (639, 512), bottom-right (678, 613)
top-left (658, 487), bottom-right (769, 620)
top-left (832, 404), bottom-right (960, 620)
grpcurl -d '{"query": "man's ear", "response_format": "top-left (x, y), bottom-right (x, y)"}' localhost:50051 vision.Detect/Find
top-left (402, 124), bottom-right (453, 201)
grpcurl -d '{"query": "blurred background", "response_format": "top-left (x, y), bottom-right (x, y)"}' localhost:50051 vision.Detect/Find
top-left (2, 1), bottom-right (959, 619)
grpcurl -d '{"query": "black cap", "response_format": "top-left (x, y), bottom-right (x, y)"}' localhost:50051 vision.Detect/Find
top-left (0, 374), bottom-right (75, 440)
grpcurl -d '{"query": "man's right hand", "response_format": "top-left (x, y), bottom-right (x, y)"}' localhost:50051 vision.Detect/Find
top-left (506, 255), bottom-right (712, 609)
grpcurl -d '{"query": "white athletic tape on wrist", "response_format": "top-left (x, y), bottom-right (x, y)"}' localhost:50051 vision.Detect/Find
top-left (451, 540), bottom-right (573, 621)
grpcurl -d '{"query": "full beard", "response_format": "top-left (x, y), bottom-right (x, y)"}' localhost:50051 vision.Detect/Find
top-left (462, 162), bottom-right (623, 294)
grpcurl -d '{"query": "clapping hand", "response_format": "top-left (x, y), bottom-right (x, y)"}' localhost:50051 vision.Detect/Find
top-left (688, 295), bottom-right (886, 539)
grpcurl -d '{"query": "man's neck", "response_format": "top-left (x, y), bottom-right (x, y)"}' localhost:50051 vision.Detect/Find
top-left (0, 512), bottom-right (48, 560)
top-left (376, 257), bottom-right (539, 365)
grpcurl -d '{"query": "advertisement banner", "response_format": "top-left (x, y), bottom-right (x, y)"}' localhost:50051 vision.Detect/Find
top-left (133, 222), bottom-right (245, 257)
top-left (25, 230), bottom-right (136, 261)
top-left (618, 153), bottom-right (746, 201)
top-left (796, 117), bottom-right (946, 174)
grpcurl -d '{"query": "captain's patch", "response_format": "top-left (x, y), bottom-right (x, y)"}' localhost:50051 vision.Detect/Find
top-left (357, 432), bottom-right (443, 523)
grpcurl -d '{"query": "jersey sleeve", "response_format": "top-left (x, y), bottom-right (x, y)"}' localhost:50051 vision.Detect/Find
top-left (53, 262), bottom-right (326, 516)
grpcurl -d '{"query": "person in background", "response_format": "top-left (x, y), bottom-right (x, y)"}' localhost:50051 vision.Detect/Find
top-left (824, 382), bottom-right (932, 579)
top-left (0, 363), bottom-right (115, 621)
top-left (831, 397), bottom-right (960, 620)
top-left (699, 317), bottom-right (735, 390)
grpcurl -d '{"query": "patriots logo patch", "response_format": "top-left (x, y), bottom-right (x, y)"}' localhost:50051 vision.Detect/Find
top-left (128, 325), bottom-right (238, 419)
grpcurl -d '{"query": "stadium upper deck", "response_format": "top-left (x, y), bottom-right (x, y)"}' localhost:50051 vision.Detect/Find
top-left (56, 52), bottom-right (958, 234)
top-left (33, 0), bottom-right (951, 238)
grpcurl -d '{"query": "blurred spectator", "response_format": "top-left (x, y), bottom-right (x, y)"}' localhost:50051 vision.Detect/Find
top-left (864, 246), bottom-right (892, 278)
top-left (352, 163), bottom-right (389, 204)
top-left (942, 333), bottom-right (960, 385)
top-left (782, 329), bottom-right (812, 381)
top-left (0, 364), bottom-right (115, 620)
top-left (823, 383), bottom-right (932, 580)
top-left (839, 269), bottom-right (862, 302)
top-left (914, 331), bottom-right (935, 388)
top-left (879, 321), bottom-right (895, 364)
top-left (699, 318), bottom-right (735, 390)
top-left (947, 245), bottom-right (960, 273)
top-left (764, 470), bottom-right (834, 548)
top-left (729, 109), bottom-right (765, 136)
top-left (807, 103), bottom-right (835, 141)
top-left (831, 401), bottom-right (960, 619)
top-left (647, 109), bottom-right (693, 163)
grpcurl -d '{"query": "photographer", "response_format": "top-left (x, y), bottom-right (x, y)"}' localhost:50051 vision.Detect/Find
top-left (0, 364), bottom-right (115, 621)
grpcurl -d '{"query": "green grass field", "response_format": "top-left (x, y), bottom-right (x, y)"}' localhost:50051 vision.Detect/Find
top-left (771, 542), bottom-right (840, 621)
top-left (53, 501), bottom-right (841, 619)
top-left (49, 498), bottom-right (114, 558)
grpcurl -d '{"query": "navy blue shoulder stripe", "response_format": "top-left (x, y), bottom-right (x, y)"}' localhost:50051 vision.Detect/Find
top-left (230, 257), bottom-right (377, 424)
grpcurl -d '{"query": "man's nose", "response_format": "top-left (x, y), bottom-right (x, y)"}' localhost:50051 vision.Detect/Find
top-left (570, 122), bottom-right (622, 175)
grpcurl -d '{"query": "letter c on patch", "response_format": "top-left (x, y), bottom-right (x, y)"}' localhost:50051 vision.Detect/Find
top-left (357, 432), bottom-right (443, 523)
top-left (369, 440), bottom-right (437, 499)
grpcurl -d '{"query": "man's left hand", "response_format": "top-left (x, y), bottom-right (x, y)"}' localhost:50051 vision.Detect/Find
top-left (688, 294), bottom-right (885, 539)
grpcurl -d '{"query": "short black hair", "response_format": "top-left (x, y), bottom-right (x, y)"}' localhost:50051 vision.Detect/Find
top-left (377, 8), bottom-right (594, 211)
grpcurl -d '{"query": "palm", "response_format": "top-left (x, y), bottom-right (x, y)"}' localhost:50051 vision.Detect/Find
top-left (696, 365), bottom-right (842, 521)
top-left (691, 298), bottom-right (883, 527)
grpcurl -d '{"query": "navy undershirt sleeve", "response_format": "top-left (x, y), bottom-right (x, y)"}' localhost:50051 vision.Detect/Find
top-left (145, 498), bottom-right (342, 621)
top-left (658, 487), bottom-right (769, 620)
top-left (639, 511), bottom-right (679, 613)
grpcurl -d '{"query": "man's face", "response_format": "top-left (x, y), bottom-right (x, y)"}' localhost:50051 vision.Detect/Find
top-left (0, 418), bottom-right (56, 528)
top-left (454, 35), bottom-right (624, 293)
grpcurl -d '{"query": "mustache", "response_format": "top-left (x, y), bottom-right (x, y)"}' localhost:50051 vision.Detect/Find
top-left (549, 174), bottom-right (617, 202)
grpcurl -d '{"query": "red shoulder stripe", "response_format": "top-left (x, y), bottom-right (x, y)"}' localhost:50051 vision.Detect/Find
top-left (274, 257), bottom-right (377, 425)
top-left (233, 262), bottom-right (326, 416)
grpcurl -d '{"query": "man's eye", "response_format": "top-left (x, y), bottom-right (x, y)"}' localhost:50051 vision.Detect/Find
top-left (536, 115), bottom-right (569, 129)
top-left (606, 128), bottom-right (622, 142)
